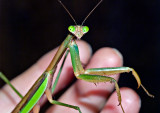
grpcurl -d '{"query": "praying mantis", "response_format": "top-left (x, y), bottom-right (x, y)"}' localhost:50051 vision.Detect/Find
top-left (0, 0), bottom-right (154, 113)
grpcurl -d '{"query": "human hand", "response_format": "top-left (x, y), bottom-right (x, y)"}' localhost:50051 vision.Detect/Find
top-left (0, 40), bottom-right (141, 113)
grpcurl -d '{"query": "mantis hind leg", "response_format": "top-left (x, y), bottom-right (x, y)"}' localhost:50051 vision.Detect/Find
top-left (0, 72), bottom-right (23, 98)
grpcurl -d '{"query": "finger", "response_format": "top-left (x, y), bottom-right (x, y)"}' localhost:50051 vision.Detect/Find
top-left (101, 88), bottom-right (141, 113)
top-left (0, 40), bottom-right (92, 112)
top-left (47, 47), bottom-right (123, 113)
top-left (76, 48), bottom-right (123, 95)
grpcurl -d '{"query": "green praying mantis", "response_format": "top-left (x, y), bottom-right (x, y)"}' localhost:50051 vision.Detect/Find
top-left (0, 0), bottom-right (154, 113)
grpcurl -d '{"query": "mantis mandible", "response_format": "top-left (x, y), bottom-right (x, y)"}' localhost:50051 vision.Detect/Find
top-left (0, 0), bottom-right (154, 113)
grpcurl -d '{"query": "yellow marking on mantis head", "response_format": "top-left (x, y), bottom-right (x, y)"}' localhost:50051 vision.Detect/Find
top-left (68, 25), bottom-right (89, 39)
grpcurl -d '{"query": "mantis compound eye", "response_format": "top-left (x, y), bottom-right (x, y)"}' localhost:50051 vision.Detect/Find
top-left (68, 26), bottom-right (76, 33)
top-left (82, 26), bottom-right (89, 33)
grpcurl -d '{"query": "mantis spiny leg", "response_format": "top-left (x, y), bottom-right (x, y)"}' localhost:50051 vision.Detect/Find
top-left (68, 40), bottom-right (154, 113)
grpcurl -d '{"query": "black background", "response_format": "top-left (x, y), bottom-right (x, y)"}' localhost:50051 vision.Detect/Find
top-left (0, 0), bottom-right (159, 112)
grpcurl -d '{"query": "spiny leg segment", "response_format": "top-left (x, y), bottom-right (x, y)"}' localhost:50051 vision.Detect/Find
top-left (68, 40), bottom-right (154, 113)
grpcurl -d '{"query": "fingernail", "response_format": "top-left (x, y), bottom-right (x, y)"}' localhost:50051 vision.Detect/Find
top-left (139, 96), bottom-right (141, 108)
top-left (113, 48), bottom-right (123, 61)
top-left (88, 43), bottom-right (93, 56)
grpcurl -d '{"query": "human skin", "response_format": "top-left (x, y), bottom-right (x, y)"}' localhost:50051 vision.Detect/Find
top-left (0, 40), bottom-right (140, 113)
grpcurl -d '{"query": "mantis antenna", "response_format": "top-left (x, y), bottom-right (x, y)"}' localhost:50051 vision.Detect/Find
top-left (81, 0), bottom-right (103, 25)
top-left (58, 0), bottom-right (77, 25)
top-left (58, 0), bottom-right (103, 25)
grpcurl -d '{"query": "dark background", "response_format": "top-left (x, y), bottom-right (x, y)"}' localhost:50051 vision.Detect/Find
top-left (0, 0), bottom-right (159, 112)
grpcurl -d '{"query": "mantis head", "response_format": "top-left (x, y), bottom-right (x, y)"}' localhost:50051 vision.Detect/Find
top-left (59, 0), bottom-right (102, 39)
top-left (68, 25), bottom-right (89, 39)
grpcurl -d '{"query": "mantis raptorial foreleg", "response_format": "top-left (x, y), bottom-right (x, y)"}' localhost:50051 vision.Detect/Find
top-left (68, 40), bottom-right (154, 113)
